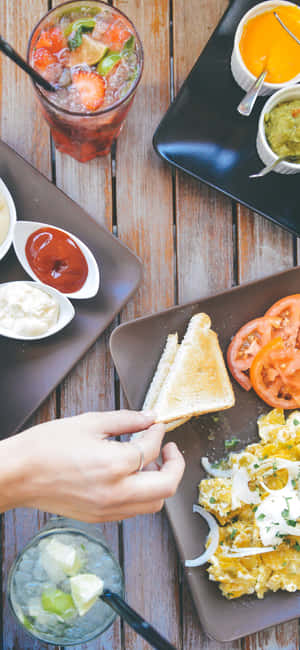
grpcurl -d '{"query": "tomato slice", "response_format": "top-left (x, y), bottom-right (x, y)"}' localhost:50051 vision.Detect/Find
top-left (250, 337), bottom-right (300, 409)
top-left (265, 294), bottom-right (300, 348)
top-left (227, 317), bottom-right (273, 391)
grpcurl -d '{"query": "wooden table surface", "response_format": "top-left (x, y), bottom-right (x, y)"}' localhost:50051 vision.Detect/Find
top-left (1, 1), bottom-right (299, 649)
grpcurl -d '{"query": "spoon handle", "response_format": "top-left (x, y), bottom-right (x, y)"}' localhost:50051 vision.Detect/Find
top-left (101, 589), bottom-right (177, 650)
top-left (237, 69), bottom-right (267, 117)
top-left (249, 157), bottom-right (283, 178)
top-left (0, 35), bottom-right (56, 93)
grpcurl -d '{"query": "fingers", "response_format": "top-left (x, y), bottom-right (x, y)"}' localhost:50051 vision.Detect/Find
top-left (115, 442), bottom-right (185, 504)
top-left (98, 410), bottom-right (155, 437)
top-left (94, 499), bottom-right (165, 522)
top-left (126, 422), bottom-right (165, 472)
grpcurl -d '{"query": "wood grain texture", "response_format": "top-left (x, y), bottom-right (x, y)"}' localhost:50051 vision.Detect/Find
top-left (0, 2), bottom-right (57, 648)
top-left (173, 1), bottom-right (239, 648)
top-left (54, 122), bottom-right (121, 650)
top-left (51, 0), bottom-right (120, 640)
top-left (114, 0), bottom-right (180, 648)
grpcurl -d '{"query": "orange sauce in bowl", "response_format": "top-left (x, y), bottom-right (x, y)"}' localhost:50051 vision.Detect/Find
top-left (239, 5), bottom-right (300, 83)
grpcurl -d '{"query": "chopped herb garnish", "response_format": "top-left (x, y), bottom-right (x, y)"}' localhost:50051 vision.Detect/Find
top-left (294, 542), bottom-right (300, 551)
top-left (294, 419), bottom-right (299, 426)
top-left (252, 505), bottom-right (258, 512)
top-left (224, 437), bottom-right (240, 449)
top-left (287, 519), bottom-right (297, 527)
top-left (282, 561), bottom-right (287, 567)
top-left (230, 528), bottom-right (238, 540)
top-left (292, 478), bottom-right (297, 488)
top-left (209, 497), bottom-right (216, 504)
top-left (257, 513), bottom-right (266, 520)
top-left (253, 463), bottom-right (259, 469)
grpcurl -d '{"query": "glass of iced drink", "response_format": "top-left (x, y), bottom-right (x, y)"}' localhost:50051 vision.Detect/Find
top-left (27, 0), bottom-right (143, 162)
top-left (8, 517), bottom-right (123, 646)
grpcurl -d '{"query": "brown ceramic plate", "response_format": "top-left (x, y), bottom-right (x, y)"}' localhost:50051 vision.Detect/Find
top-left (0, 139), bottom-right (142, 439)
top-left (110, 266), bottom-right (300, 642)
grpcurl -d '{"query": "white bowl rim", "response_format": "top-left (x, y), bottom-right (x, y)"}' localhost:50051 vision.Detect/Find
top-left (0, 178), bottom-right (17, 261)
top-left (258, 84), bottom-right (300, 170)
top-left (233, 0), bottom-right (300, 90)
top-left (13, 220), bottom-right (100, 299)
top-left (0, 280), bottom-right (75, 341)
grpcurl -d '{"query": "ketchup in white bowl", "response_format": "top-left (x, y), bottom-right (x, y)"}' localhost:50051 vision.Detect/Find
top-left (25, 227), bottom-right (88, 294)
top-left (13, 221), bottom-right (100, 299)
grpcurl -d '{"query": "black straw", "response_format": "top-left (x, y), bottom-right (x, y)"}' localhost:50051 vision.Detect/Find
top-left (101, 589), bottom-right (177, 650)
top-left (0, 35), bottom-right (57, 92)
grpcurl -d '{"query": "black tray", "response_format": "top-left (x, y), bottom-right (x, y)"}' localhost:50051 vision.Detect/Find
top-left (153, 0), bottom-right (300, 237)
top-left (0, 139), bottom-right (142, 438)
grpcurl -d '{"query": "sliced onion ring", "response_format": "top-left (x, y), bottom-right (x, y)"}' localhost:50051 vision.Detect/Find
top-left (223, 546), bottom-right (274, 557)
top-left (185, 504), bottom-right (219, 567)
top-left (201, 457), bottom-right (231, 478)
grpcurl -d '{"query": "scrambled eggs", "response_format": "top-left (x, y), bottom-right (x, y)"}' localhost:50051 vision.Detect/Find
top-left (199, 409), bottom-right (300, 599)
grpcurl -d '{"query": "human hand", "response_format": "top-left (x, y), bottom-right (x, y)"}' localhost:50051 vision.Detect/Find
top-left (3, 410), bottom-right (185, 522)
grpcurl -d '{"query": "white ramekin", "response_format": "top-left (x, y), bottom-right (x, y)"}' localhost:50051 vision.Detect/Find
top-left (231, 0), bottom-right (300, 96)
top-left (256, 84), bottom-right (300, 174)
top-left (0, 178), bottom-right (17, 262)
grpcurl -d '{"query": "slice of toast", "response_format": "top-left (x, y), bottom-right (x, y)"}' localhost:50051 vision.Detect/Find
top-left (153, 313), bottom-right (235, 423)
top-left (143, 333), bottom-right (179, 411)
top-left (142, 333), bottom-right (190, 432)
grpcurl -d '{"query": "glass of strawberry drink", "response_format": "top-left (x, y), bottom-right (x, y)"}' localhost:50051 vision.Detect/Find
top-left (28, 1), bottom-right (143, 162)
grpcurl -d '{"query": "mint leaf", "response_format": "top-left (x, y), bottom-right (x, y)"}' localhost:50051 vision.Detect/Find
top-left (68, 19), bottom-right (96, 50)
top-left (224, 437), bottom-right (240, 449)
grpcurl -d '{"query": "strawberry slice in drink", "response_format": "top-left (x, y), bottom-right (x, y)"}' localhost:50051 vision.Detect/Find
top-left (102, 19), bottom-right (132, 51)
top-left (33, 47), bottom-right (57, 71)
top-left (72, 70), bottom-right (106, 111)
top-left (35, 27), bottom-right (66, 53)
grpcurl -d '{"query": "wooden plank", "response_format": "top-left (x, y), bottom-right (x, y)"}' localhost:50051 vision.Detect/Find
top-left (237, 206), bottom-right (298, 650)
top-left (0, 2), bottom-right (58, 648)
top-left (114, 0), bottom-right (180, 647)
top-left (172, 0), bottom-right (239, 648)
top-left (52, 25), bottom-right (120, 644)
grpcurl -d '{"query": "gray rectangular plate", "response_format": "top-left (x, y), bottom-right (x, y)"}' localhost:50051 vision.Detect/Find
top-left (0, 139), bottom-right (142, 438)
top-left (110, 267), bottom-right (300, 641)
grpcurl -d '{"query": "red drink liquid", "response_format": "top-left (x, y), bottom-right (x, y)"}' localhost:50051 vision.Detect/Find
top-left (28, 1), bottom-right (143, 162)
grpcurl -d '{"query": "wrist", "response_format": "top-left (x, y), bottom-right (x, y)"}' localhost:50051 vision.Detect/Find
top-left (0, 432), bottom-right (34, 512)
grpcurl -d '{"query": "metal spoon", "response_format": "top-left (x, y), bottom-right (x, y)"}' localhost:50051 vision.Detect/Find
top-left (237, 68), bottom-right (267, 117)
top-left (273, 11), bottom-right (300, 46)
top-left (249, 155), bottom-right (300, 178)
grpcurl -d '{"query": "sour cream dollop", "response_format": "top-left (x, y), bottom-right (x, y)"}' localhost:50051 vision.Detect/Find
top-left (0, 190), bottom-right (10, 246)
top-left (0, 283), bottom-right (59, 337)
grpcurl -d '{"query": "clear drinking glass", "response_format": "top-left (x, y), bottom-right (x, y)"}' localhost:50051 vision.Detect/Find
top-left (27, 0), bottom-right (144, 162)
top-left (8, 517), bottom-right (124, 646)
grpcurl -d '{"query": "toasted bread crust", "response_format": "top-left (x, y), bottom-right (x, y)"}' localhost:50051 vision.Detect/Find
top-left (153, 313), bottom-right (235, 423)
